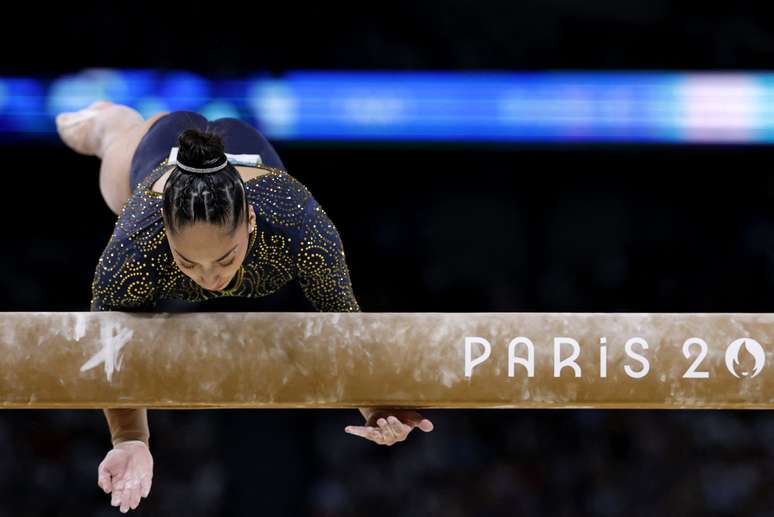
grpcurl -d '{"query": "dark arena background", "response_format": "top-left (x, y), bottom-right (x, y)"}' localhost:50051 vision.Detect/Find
top-left (2, 2), bottom-right (774, 516)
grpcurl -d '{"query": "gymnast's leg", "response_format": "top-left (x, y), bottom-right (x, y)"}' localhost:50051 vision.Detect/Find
top-left (56, 101), bottom-right (169, 215)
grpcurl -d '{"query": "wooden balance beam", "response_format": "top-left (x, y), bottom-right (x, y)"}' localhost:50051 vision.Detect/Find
top-left (0, 312), bottom-right (771, 409)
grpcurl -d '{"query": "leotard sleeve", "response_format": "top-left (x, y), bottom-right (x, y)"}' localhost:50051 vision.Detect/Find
top-left (293, 195), bottom-right (360, 312)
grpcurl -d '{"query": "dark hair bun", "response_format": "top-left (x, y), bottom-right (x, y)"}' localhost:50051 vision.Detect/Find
top-left (177, 128), bottom-right (225, 169)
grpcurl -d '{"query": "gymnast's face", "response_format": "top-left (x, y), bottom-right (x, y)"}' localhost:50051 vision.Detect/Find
top-left (162, 205), bottom-right (256, 292)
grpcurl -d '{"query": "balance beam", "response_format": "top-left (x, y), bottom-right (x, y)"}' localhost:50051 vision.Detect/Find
top-left (0, 312), bottom-right (771, 409)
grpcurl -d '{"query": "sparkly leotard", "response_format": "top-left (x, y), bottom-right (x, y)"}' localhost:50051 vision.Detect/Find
top-left (90, 159), bottom-right (360, 312)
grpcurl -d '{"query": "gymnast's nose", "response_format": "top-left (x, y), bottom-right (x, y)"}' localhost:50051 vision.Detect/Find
top-left (200, 275), bottom-right (223, 291)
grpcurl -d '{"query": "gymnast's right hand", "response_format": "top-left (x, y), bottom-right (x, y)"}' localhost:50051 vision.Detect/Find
top-left (97, 440), bottom-right (154, 513)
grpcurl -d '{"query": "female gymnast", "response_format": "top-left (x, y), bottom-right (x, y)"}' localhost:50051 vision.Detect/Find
top-left (56, 102), bottom-right (434, 513)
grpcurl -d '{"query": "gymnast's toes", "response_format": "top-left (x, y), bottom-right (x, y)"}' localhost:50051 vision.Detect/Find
top-left (55, 100), bottom-right (114, 156)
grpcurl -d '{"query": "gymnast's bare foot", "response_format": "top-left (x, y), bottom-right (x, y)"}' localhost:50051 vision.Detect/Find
top-left (56, 101), bottom-right (144, 158)
top-left (55, 100), bottom-right (114, 156)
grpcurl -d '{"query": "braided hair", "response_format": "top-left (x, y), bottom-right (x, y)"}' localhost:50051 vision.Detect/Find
top-left (162, 129), bottom-right (248, 236)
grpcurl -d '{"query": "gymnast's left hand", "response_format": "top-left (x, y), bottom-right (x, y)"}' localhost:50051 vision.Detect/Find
top-left (345, 408), bottom-right (434, 446)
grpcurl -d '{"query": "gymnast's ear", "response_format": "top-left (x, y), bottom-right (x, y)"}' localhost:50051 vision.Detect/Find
top-left (247, 206), bottom-right (257, 232)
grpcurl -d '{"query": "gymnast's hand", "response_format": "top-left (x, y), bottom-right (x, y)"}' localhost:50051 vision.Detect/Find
top-left (345, 408), bottom-right (434, 446)
top-left (97, 440), bottom-right (154, 513)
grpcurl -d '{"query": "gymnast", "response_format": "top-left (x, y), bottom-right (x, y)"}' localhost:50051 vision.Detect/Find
top-left (56, 102), bottom-right (434, 513)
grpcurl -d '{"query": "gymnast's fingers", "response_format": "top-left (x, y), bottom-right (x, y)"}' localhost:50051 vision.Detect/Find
top-left (417, 419), bottom-right (434, 432)
top-left (119, 489), bottom-right (131, 513)
top-left (111, 486), bottom-right (123, 508)
top-left (377, 418), bottom-right (397, 443)
top-left (369, 427), bottom-right (387, 445)
top-left (119, 478), bottom-right (138, 513)
top-left (141, 473), bottom-right (152, 498)
top-left (97, 466), bottom-right (112, 493)
top-left (387, 416), bottom-right (410, 441)
top-left (345, 425), bottom-right (387, 444)
top-left (127, 479), bottom-right (143, 511)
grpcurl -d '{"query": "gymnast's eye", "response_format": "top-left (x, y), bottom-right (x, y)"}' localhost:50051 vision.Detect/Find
top-left (180, 259), bottom-right (233, 269)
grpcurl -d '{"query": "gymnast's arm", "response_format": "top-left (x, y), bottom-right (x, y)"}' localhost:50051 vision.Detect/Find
top-left (89, 231), bottom-right (158, 510)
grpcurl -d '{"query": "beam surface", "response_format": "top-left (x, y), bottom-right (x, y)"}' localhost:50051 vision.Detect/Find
top-left (0, 312), bottom-right (772, 409)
